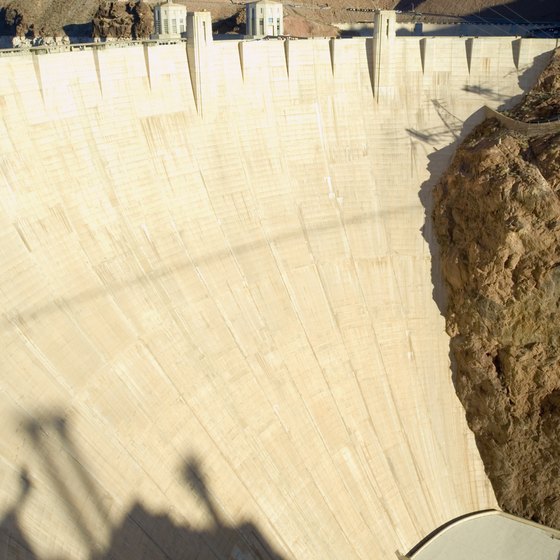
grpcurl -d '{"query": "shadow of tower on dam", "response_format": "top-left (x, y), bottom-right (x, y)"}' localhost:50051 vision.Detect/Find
top-left (0, 412), bottom-right (286, 560)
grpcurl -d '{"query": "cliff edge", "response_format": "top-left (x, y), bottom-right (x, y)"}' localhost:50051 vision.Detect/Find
top-left (92, 1), bottom-right (153, 40)
top-left (434, 48), bottom-right (560, 527)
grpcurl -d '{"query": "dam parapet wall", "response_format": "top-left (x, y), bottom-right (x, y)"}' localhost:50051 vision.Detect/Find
top-left (1, 9), bottom-right (557, 114)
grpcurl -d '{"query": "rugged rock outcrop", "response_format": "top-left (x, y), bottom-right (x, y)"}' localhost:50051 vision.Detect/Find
top-left (0, 1), bottom-right (152, 41)
top-left (2, 4), bottom-right (60, 37)
top-left (130, 1), bottom-right (153, 39)
top-left (93, 1), bottom-right (131, 39)
top-left (212, 8), bottom-right (246, 36)
top-left (92, 0), bottom-right (153, 40)
top-left (434, 48), bottom-right (560, 527)
top-left (0, 1), bottom-right (99, 39)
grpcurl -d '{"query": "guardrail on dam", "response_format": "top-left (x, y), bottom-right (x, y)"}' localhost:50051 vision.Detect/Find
top-left (0, 10), bottom-right (558, 559)
top-left (484, 105), bottom-right (560, 135)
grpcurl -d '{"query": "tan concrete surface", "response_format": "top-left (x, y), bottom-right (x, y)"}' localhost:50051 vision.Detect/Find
top-left (0, 31), bottom-right (557, 559)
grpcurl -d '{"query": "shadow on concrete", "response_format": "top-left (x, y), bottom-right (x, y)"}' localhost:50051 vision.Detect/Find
top-left (462, 84), bottom-right (511, 105)
top-left (462, 49), bottom-right (554, 112)
top-left (0, 468), bottom-right (37, 559)
top-left (365, 37), bottom-right (374, 96)
top-left (406, 100), bottom-right (464, 144)
top-left (516, 49), bottom-right (556, 94)
top-left (1, 412), bottom-right (286, 560)
top-left (413, 102), bottom-right (486, 318)
top-left (413, 104), bottom-right (484, 389)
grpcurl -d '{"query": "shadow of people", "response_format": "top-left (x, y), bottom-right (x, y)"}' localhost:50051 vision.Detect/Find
top-left (0, 468), bottom-right (38, 560)
top-left (97, 459), bottom-right (286, 560)
top-left (2, 412), bottom-right (286, 560)
top-left (183, 459), bottom-right (285, 560)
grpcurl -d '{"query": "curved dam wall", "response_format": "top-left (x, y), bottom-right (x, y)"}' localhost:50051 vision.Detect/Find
top-left (0, 23), bottom-right (557, 558)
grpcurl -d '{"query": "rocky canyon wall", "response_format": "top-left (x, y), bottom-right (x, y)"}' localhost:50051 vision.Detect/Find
top-left (434, 48), bottom-right (560, 529)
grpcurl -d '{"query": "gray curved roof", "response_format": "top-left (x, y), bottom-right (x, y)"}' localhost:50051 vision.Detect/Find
top-left (407, 511), bottom-right (560, 560)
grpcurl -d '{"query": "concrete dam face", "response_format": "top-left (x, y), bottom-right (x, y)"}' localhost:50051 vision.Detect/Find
top-left (0, 13), bottom-right (557, 558)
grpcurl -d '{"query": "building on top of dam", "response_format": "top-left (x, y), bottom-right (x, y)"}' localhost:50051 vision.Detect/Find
top-left (245, 0), bottom-right (284, 38)
top-left (153, 0), bottom-right (188, 40)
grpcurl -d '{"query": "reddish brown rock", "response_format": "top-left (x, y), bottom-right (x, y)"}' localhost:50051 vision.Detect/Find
top-left (434, 49), bottom-right (560, 527)
top-left (92, 0), bottom-right (152, 40)
top-left (131, 0), bottom-right (153, 39)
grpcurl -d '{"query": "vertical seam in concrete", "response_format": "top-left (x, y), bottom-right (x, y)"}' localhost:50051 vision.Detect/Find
top-left (511, 38), bottom-right (521, 70)
top-left (465, 38), bottom-right (474, 75)
top-left (93, 47), bottom-right (103, 97)
top-left (186, 40), bottom-right (202, 117)
top-left (238, 41), bottom-right (245, 82)
top-left (329, 37), bottom-right (335, 77)
top-left (143, 43), bottom-right (152, 91)
top-left (284, 39), bottom-right (290, 78)
top-left (420, 38), bottom-right (427, 75)
top-left (31, 52), bottom-right (45, 105)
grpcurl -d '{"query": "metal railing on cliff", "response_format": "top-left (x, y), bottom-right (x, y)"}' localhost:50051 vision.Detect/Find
top-left (485, 105), bottom-right (560, 136)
